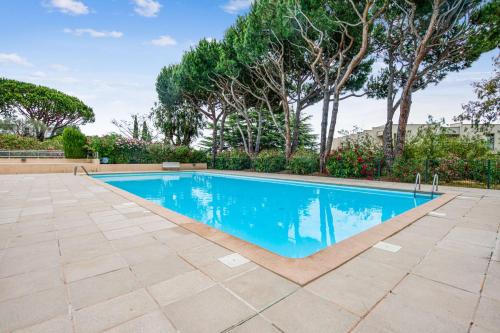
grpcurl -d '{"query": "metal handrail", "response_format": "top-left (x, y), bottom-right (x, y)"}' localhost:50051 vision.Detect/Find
top-left (414, 173), bottom-right (421, 197)
top-left (0, 150), bottom-right (64, 158)
top-left (73, 165), bottom-right (90, 176)
top-left (431, 174), bottom-right (439, 198)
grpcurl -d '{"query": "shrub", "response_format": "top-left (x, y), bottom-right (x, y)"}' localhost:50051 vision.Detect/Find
top-left (215, 150), bottom-right (252, 170)
top-left (390, 156), bottom-right (424, 182)
top-left (326, 148), bottom-right (381, 179)
top-left (0, 134), bottom-right (63, 150)
top-left (88, 135), bottom-right (118, 161)
top-left (288, 150), bottom-right (319, 175)
top-left (87, 137), bottom-right (207, 164)
top-left (146, 144), bottom-right (207, 164)
top-left (62, 127), bottom-right (87, 158)
top-left (188, 149), bottom-right (208, 163)
top-left (253, 150), bottom-right (286, 173)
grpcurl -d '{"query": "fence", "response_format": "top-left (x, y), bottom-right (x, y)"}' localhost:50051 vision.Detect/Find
top-left (330, 157), bottom-right (499, 190)
top-left (0, 150), bottom-right (64, 158)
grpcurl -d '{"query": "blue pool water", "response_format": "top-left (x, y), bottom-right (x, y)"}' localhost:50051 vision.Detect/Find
top-left (94, 172), bottom-right (435, 258)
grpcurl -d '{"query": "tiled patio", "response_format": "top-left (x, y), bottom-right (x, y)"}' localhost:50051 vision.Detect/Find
top-left (0, 173), bottom-right (499, 333)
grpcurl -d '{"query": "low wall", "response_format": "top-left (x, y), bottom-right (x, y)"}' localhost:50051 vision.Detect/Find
top-left (0, 162), bottom-right (207, 174)
top-left (0, 158), bottom-right (98, 164)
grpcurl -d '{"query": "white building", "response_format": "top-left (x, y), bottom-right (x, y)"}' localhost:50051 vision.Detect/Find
top-left (331, 123), bottom-right (500, 152)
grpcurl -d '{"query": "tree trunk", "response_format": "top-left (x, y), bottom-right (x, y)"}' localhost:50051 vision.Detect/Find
top-left (382, 119), bottom-right (394, 163)
top-left (235, 121), bottom-right (249, 154)
top-left (319, 88), bottom-right (331, 173)
top-left (283, 102), bottom-right (292, 160)
top-left (36, 130), bottom-right (45, 141)
top-left (326, 90), bottom-right (340, 154)
top-left (395, 93), bottom-right (412, 157)
top-left (218, 113), bottom-right (227, 153)
top-left (291, 80), bottom-right (302, 153)
top-left (383, 47), bottom-right (397, 164)
top-left (246, 117), bottom-right (254, 156)
top-left (394, 1), bottom-right (440, 157)
top-left (211, 119), bottom-right (218, 168)
top-left (255, 109), bottom-right (263, 154)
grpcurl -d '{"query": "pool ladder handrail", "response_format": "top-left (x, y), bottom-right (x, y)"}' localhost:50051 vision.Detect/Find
top-left (414, 173), bottom-right (421, 197)
top-left (431, 173), bottom-right (439, 198)
top-left (73, 165), bottom-right (90, 176)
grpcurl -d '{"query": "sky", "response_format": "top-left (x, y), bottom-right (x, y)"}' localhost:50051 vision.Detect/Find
top-left (0, 0), bottom-right (498, 139)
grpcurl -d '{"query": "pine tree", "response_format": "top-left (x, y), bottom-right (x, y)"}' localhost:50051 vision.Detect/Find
top-left (132, 115), bottom-right (139, 139)
top-left (141, 120), bottom-right (151, 142)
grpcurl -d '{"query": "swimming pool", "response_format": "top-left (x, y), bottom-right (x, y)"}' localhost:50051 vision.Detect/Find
top-left (94, 172), bottom-right (436, 258)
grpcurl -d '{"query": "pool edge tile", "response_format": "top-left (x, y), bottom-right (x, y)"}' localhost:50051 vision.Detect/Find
top-left (86, 175), bottom-right (458, 286)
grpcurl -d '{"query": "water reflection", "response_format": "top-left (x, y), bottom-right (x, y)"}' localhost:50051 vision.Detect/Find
top-left (101, 173), bottom-right (431, 258)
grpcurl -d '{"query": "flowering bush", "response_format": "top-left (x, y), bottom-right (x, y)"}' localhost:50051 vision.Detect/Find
top-left (326, 145), bottom-right (381, 179)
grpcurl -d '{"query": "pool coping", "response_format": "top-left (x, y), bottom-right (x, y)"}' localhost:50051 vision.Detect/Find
top-left (86, 171), bottom-right (459, 286)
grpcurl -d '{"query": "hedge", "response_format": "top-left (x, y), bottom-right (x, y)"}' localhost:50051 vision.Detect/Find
top-left (62, 127), bottom-right (87, 158)
top-left (288, 150), bottom-right (319, 175)
top-left (0, 134), bottom-right (63, 150)
top-left (214, 150), bottom-right (252, 170)
top-left (253, 150), bottom-right (286, 173)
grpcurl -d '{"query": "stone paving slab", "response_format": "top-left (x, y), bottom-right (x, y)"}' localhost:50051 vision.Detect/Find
top-left (163, 285), bottom-right (256, 333)
top-left (0, 173), bottom-right (499, 332)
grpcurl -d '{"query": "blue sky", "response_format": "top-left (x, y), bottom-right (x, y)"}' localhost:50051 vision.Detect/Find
top-left (0, 0), bottom-right (498, 137)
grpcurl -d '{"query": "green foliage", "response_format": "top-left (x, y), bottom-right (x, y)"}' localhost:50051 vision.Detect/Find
top-left (405, 117), bottom-right (495, 161)
top-left (87, 135), bottom-right (118, 161)
top-left (150, 102), bottom-right (202, 146)
top-left (0, 134), bottom-right (63, 150)
top-left (141, 121), bottom-right (151, 142)
top-left (287, 150), bottom-right (319, 175)
top-left (201, 111), bottom-right (317, 153)
top-left (253, 150), bottom-right (287, 173)
top-left (390, 156), bottom-right (424, 183)
top-left (326, 149), bottom-right (382, 179)
top-left (214, 150), bottom-right (252, 170)
top-left (87, 135), bottom-right (206, 164)
top-left (62, 127), bottom-right (87, 158)
top-left (455, 55), bottom-right (499, 129)
top-left (132, 116), bottom-right (139, 139)
top-left (0, 78), bottom-right (94, 140)
top-left (326, 131), bottom-right (383, 178)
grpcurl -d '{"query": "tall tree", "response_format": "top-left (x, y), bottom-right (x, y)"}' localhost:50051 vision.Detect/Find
top-left (393, 0), bottom-right (498, 157)
top-left (201, 110), bottom-right (317, 152)
top-left (455, 55), bottom-right (499, 128)
top-left (155, 64), bottom-right (204, 146)
top-left (132, 115), bottom-right (139, 139)
top-left (290, 0), bottom-right (385, 171)
top-left (150, 102), bottom-right (203, 146)
top-left (0, 78), bottom-right (94, 140)
top-left (179, 39), bottom-right (226, 165)
top-left (231, 0), bottom-right (323, 159)
top-left (141, 120), bottom-right (151, 142)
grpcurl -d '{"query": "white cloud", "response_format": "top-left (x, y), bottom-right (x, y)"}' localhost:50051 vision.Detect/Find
top-left (31, 71), bottom-right (47, 78)
top-left (132, 0), bottom-right (161, 17)
top-left (46, 0), bottom-right (89, 15)
top-left (222, 0), bottom-right (253, 14)
top-left (0, 53), bottom-right (33, 66)
top-left (150, 35), bottom-right (177, 47)
top-left (50, 64), bottom-right (69, 72)
top-left (64, 28), bottom-right (123, 38)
